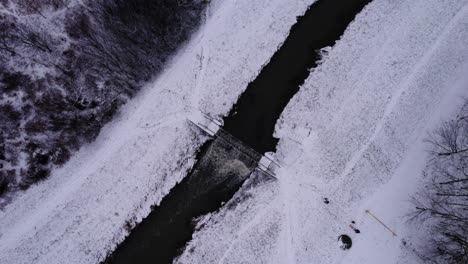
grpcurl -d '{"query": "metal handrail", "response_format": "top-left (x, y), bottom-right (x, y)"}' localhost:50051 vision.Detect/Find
top-left (187, 114), bottom-right (281, 178)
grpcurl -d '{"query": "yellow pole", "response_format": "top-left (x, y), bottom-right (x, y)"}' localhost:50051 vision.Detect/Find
top-left (365, 210), bottom-right (398, 237)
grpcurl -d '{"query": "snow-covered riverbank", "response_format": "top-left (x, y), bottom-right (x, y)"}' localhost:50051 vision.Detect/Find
top-left (176, 0), bottom-right (468, 263)
top-left (0, 0), bottom-right (315, 263)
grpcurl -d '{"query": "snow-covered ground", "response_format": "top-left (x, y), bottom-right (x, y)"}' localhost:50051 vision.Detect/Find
top-left (3, 0), bottom-right (468, 263)
top-left (176, 0), bottom-right (468, 263)
top-left (0, 0), bottom-right (314, 263)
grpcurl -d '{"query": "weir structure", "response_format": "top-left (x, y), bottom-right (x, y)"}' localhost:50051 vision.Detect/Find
top-left (105, 112), bottom-right (279, 264)
top-left (188, 111), bottom-right (280, 178)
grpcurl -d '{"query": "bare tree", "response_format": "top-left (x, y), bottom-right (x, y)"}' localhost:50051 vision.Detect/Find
top-left (0, 17), bottom-right (52, 55)
top-left (15, 23), bottom-right (52, 53)
top-left (16, 0), bottom-right (68, 16)
top-left (0, 15), bottom-right (17, 56)
top-left (76, 0), bottom-right (206, 96)
top-left (0, 30), bottom-right (16, 56)
top-left (411, 101), bottom-right (468, 264)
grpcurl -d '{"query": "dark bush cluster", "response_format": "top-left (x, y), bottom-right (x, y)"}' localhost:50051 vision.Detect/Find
top-left (76, 0), bottom-right (205, 93)
top-left (0, 0), bottom-right (207, 200)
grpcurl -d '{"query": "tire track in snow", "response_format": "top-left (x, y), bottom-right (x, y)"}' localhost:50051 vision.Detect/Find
top-left (190, 5), bottom-right (211, 111)
top-left (278, 173), bottom-right (299, 264)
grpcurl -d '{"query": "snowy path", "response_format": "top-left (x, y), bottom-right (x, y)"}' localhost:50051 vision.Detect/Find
top-left (176, 0), bottom-right (468, 263)
top-left (0, 0), bottom-right (314, 263)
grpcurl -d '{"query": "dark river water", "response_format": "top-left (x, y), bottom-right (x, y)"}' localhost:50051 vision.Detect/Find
top-left (224, 0), bottom-right (372, 153)
top-left (104, 131), bottom-right (263, 264)
top-left (103, 0), bottom-right (372, 263)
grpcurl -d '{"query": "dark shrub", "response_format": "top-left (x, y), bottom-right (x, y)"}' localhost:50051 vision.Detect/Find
top-left (50, 146), bottom-right (71, 165)
top-left (0, 72), bottom-right (30, 93)
top-left (0, 171), bottom-right (8, 195)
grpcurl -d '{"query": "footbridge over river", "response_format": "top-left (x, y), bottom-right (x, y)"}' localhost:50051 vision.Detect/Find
top-left (188, 112), bottom-right (281, 178)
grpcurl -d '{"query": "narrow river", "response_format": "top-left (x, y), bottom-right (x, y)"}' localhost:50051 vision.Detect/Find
top-left (104, 0), bottom-right (372, 263)
top-left (224, 0), bottom-right (373, 154)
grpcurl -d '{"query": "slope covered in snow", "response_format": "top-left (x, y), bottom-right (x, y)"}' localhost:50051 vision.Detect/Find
top-left (176, 0), bottom-right (468, 263)
top-left (0, 0), bottom-right (314, 263)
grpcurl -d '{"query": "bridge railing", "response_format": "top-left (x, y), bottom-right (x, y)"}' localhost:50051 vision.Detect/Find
top-left (187, 112), bottom-right (281, 177)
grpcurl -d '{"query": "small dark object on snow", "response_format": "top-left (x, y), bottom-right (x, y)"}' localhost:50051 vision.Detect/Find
top-left (349, 224), bottom-right (360, 234)
top-left (338, 234), bottom-right (352, 250)
top-left (324, 198), bottom-right (330, 204)
top-left (351, 220), bottom-right (355, 224)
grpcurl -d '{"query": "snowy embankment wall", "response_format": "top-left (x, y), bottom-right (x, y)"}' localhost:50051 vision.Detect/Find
top-left (176, 0), bottom-right (468, 263)
top-left (0, 0), bottom-right (313, 263)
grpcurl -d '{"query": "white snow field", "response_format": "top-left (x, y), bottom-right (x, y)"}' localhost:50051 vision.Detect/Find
top-left (0, 0), bottom-right (315, 263)
top-left (175, 0), bottom-right (468, 263)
